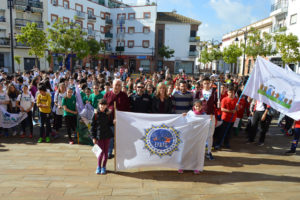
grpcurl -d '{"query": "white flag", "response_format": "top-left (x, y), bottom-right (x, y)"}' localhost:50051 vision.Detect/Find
top-left (116, 111), bottom-right (211, 171)
top-left (0, 107), bottom-right (27, 128)
top-left (244, 57), bottom-right (300, 121)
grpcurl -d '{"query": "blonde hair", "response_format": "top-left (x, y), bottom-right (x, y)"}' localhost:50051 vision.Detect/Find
top-left (155, 82), bottom-right (168, 99)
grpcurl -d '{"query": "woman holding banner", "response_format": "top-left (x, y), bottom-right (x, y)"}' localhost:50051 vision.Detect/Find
top-left (152, 82), bottom-right (173, 114)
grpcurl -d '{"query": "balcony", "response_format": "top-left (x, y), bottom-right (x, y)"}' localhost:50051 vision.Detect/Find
top-left (14, 0), bottom-right (43, 9)
top-left (271, 25), bottom-right (287, 33)
top-left (105, 17), bottom-right (113, 25)
top-left (0, 37), bottom-right (10, 46)
top-left (116, 46), bottom-right (124, 52)
top-left (189, 51), bottom-right (198, 57)
top-left (87, 29), bottom-right (96, 37)
top-left (117, 19), bottom-right (125, 25)
top-left (16, 40), bottom-right (29, 47)
top-left (270, 0), bottom-right (288, 15)
top-left (105, 46), bottom-right (112, 51)
top-left (105, 32), bottom-right (113, 38)
top-left (0, 16), bottom-right (5, 22)
top-left (75, 11), bottom-right (85, 19)
top-left (189, 37), bottom-right (200, 42)
top-left (15, 18), bottom-right (43, 29)
top-left (88, 14), bottom-right (97, 21)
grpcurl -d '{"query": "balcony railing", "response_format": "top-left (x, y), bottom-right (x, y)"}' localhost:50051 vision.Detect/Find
top-left (87, 29), bottom-right (96, 37)
top-left (105, 32), bottom-right (113, 38)
top-left (272, 25), bottom-right (287, 33)
top-left (189, 37), bottom-right (200, 42)
top-left (117, 19), bottom-right (125, 25)
top-left (15, 18), bottom-right (43, 28)
top-left (16, 40), bottom-right (29, 47)
top-left (105, 17), bottom-right (113, 25)
top-left (0, 17), bottom-right (5, 22)
top-left (189, 51), bottom-right (198, 57)
top-left (75, 11), bottom-right (85, 19)
top-left (14, 0), bottom-right (43, 9)
top-left (88, 14), bottom-right (97, 21)
top-left (116, 46), bottom-right (124, 52)
top-left (271, 0), bottom-right (288, 12)
top-left (0, 37), bottom-right (10, 46)
top-left (105, 46), bottom-right (112, 51)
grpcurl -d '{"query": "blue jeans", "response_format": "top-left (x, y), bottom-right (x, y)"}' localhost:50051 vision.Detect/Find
top-left (108, 126), bottom-right (114, 156)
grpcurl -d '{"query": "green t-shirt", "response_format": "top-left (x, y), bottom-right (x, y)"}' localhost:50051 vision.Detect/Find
top-left (101, 90), bottom-right (106, 96)
top-left (80, 91), bottom-right (86, 102)
top-left (88, 92), bottom-right (103, 109)
top-left (62, 95), bottom-right (77, 116)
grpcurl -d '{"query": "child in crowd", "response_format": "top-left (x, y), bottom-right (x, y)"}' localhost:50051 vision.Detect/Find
top-left (181, 100), bottom-right (206, 174)
top-left (36, 84), bottom-right (52, 143)
top-left (53, 83), bottom-right (66, 134)
top-left (286, 120), bottom-right (300, 155)
top-left (17, 84), bottom-right (34, 138)
top-left (89, 84), bottom-right (103, 110)
top-left (0, 82), bottom-right (9, 136)
top-left (91, 99), bottom-right (113, 175)
top-left (7, 84), bottom-right (20, 136)
top-left (62, 88), bottom-right (77, 144)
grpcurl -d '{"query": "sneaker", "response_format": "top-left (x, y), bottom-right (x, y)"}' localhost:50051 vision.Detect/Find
top-left (45, 137), bottom-right (50, 143)
top-left (108, 154), bottom-right (114, 159)
top-left (285, 150), bottom-right (296, 155)
top-left (69, 140), bottom-right (74, 145)
top-left (37, 137), bottom-right (43, 143)
top-left (206, 152), bottom-right (215, 160)
top-left (96, 167), bottom-right (101, 174)
top-left (100, 167), bottom-right (107, 174)
top-left (194, 170), bottom-right (200, 174)
top-left (178, 169), bottom-right (183, 174)
top-left (20, 133), bottom-right (26, 138)
top-left (214, 145), bottom-right (221, 150)
top-left (257, 142), bottom-right (264, 146)
top-left (28, 133), bottom-right (33, 138)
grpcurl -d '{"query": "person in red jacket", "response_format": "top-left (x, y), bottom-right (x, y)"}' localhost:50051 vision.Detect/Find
top-left (286, 120), bottom-right (300, 155)
top-left (215, 86), bottom-right (238, 149)
top-left (234, 90), bottom-right (246, 136)
top-left (104, 79), bottom-right (130, 159)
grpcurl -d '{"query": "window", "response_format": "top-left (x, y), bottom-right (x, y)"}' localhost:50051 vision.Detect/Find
top-left (143, 26), bottom-right (150, 34)
top-left (144, 12), bottom-right (151, 19)
top-left (75, 20), bottom-right (83, 28)
top-left (63, 17), bottom-right (69, 24)
top-left (106, 13), bottom-right (111, 19)
top-left (128, 27), bottom-right (135, 34)
top-left (117, 13), bottom-right (126, 20)
top-left (87, 8), bottom-right (94, 16)
top-left (51, 0), bottom-right (58, 6)
top-left (189, 45), bottom-right (196, 51)
top-left (128, 13), bottom-right (135, 20)
top-left (290, 14), bottom-right (297, 25)
top-left (51, 14), bottom-right (58, 23)
top-left (100, 26), bottom-right (105, 33)
top-left (87, 23), bottom-right (94, 30)
top-left (142, 40), bottom-right (149, 48)
top-left (75, 4), bottom-right (83, 12)
top-left (190, 30), bottom-right (196, 37)
top-left (63, 0), bottom-right (69, 9)
top-left (100, 12), bottom-right (105, 19)
top-left (117, 40), bottom-right (125, 47)
top-left (117, 27), bottom-right (125, 34)
top-left (128, 40), bottom-right (134, 48)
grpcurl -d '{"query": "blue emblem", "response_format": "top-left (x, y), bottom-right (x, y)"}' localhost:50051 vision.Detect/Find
top-left (142, 124), bottom-right (182, 157)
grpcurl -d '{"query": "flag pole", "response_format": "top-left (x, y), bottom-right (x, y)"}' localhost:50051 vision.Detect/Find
top-left (114, 101), bottom-right (117, 173)
top-left (217, 59), bottom-right (256, 147)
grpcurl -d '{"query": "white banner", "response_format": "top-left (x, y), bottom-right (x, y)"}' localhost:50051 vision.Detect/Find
top-left (116, 111), bottom-right (211, 171)
top-left (244, 57), bottom-right (300, 121)
top-left (0, 107), bottom-right (28, 128)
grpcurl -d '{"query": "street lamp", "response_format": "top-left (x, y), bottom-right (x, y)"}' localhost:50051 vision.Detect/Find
top-left (8, 0), bottom-right (14, 73)
top-left (235, 27), bottom-right (248, 76)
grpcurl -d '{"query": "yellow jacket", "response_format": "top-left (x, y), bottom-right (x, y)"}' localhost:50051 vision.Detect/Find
top-left (36, 93), bottom-right (51, 114)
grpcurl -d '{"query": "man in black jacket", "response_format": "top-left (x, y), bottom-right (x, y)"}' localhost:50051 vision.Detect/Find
top-left (130, 82), bottom-right (152, 113)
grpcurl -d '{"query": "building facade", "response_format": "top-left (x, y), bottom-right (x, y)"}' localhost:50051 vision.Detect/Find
top-left (0, 0), bottom-right (46, 72)
top-left (155, 12), bottom-right (201, 74)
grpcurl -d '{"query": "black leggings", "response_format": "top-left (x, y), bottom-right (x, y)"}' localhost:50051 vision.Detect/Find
top-left (53, 114), bottom-right (63, 132)
top-left (249, 111), bottom-right (272, 143)
top-left (65, 115), bottom-right (77, 139)
top-left (40, 112), bottom-right (51, 137)
top-left (21, 111), bottom-right (33, 134)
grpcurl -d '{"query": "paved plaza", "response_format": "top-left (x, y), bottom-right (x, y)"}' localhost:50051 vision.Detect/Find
top-left (0, 124), bottom-right (300, 200)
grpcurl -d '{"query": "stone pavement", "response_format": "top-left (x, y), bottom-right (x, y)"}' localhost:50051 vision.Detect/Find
top-left (0, 124), bottom-right (300, 200)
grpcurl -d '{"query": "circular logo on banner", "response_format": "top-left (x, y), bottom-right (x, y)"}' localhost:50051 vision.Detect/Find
top-left (142, 124), bottom-right (182, 157)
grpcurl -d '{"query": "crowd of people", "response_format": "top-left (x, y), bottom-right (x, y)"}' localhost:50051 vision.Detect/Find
top-left (0, 65), bottom-right (299, 175)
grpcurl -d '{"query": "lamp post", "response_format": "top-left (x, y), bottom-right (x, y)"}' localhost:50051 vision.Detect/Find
top-left (235, 27), bottom-right (248, 76)
top-left (8, 0), bottom-right (14, 73)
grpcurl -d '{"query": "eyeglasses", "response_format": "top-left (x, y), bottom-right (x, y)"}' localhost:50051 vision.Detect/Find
top-left (137, 86), bottom-right (144, 89)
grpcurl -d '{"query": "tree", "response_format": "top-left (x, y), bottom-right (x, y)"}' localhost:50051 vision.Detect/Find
top-left (14, 55), bottom-right (21, 72)
top-left (274, 33), bottom-right (300, 65)
top-left (199, 45), bottom-right (222, 72)
top-left (223, 43), bottom-right (243, 73)
top-left (243, 27), bottom-right (276, 61)
top-left (47, 18), bottom-right (88, 70)
top-left (16, 22), bottom-right (47, 67)
top-left (86, 39), bottom-right (105, 68)
top-left (158, 45), bottom-right (175, 66)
